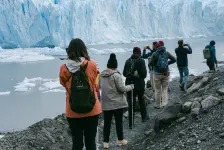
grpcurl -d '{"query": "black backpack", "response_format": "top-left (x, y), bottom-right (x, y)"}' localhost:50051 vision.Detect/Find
top-left (124, 57), bottom-right (140, 78)
top-left (65, 62), bottom-right (96, 113)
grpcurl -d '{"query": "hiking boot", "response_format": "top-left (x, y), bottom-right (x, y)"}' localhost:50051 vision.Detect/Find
top-left (103, 142), bottom-right (110, 149)
top-left (116, 139), bottom-right (128, 146)
top-left (179, 83), bottom-right (185, 91)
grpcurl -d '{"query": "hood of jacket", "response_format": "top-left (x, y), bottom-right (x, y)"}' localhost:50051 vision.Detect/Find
top-left (66, 57), bottom-right (85, 73)
top-left (101, 69), bottom-right (119, 77)
top-left (131, 54), bottom-right (141, 59)
top-left (156, 46), bottom-right (166, 54)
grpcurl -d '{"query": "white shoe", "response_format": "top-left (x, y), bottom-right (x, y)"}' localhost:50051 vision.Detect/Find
top-left (116, 139), bottom-right (128, 146)
top-left (103, 142), bottom-right (109, 149)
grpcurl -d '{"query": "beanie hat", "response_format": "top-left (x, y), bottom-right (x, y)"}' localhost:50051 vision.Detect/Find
top-left (158, 41), bottom-right (164, 46)
top-left (156, 41), bottom-right (164, 48)
top-left (107, 53), bottom-right (118, 69)
top-left (155, 41), bottom-right (164, 48)
top-left (133, 47), bottom-right (141, 55)
top-left (210, 40), bottom-right (216, 46)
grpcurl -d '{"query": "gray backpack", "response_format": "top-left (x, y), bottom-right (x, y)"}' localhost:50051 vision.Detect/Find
top-left (203, 48), bottom-right (211, 59)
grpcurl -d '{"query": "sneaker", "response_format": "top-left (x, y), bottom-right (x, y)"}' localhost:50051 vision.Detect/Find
top-left (116, 139), bottom-right (128, 146)
top-left (103, 142), bottom-right (110, 149)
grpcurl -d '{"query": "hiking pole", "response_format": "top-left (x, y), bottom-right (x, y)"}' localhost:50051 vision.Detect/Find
top-left (132, 90), bottom-right (135, 128)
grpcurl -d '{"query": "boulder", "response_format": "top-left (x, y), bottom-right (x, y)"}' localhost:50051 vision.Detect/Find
top-left (191, 97), bottom-right (203, 103)
top-left (187, 77), bottom-right (210, 94)
top-left (182, 102), bottom-right (193, 113)
top-left (191, 108), bottom-right (200, 118)
top-left (217, 88), bottom-right (224, 96)
top-left (191, 101), bottom-right (201, 109)
top-left (201, 96), bottom-right (221, 111)
top-left (153, 102), bottom-right (182, 132)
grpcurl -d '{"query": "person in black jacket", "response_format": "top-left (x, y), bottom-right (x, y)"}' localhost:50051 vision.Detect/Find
top-left (123, 47), bottom-right (148, 129)
top-left (175, 40), bottom-right (192, 91)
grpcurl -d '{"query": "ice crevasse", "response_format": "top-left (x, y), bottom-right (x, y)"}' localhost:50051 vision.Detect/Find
top-left (0, 0), bottom-right (223, 48)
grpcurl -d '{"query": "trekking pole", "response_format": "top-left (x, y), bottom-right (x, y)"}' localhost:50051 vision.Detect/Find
top-left (132, 90), bottom-right (135, 128)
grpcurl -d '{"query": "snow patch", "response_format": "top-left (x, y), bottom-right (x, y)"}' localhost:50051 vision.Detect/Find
top-left (0, 135), bottom-right (4, 139)
top-left (0, 48), bottom-right (55, 63)
top-left (0, 91), bottom-right (10, 96)
top-left (89, 48), bottom-right (131, 55)
top-left (43, 89), bottom-right (65, 93)
top-left (0, 47), bottom-right (132, 63)
top-left (14, 77), bottom-right (63, 93)
top-left (14, 77), bottom-right (42, 92)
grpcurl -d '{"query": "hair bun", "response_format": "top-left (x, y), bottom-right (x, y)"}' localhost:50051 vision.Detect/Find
top-left (110, 53), bottom-right (116, 59)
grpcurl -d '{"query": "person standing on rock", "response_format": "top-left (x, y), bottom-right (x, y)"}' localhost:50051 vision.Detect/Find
top-left (204, 40), bottom-right (218, 71)
top-left (59, 39), bottom-right (102, 150)
top-left (123, 47), bottom-right (149, 129)
top-left (175, 40), bottom-right (192, 91)
top-left (100, 53), bottom-right (134, 149)
top-left (149, 41), bottom-right (176, 109)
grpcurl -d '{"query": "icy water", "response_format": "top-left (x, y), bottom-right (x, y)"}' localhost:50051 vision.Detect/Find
top-left (0, 36), bottom-right (224, 132)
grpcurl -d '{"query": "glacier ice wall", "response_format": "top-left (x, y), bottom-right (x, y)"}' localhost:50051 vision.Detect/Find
top-left (0, 0), bottom-right (223, 48)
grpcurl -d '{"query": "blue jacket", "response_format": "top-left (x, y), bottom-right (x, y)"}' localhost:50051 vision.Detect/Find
top-left (205, 45), bottom-right (217, 64)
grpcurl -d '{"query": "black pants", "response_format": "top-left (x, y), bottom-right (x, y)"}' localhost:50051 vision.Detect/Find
top-left (207, 60), bottom-right (215, 71)
top-left (127, 90), bottom-right (147, 128)
top-left (67, 115), bottom-right (99, 150)
top-left (103, 108), bottom-right (124, 143)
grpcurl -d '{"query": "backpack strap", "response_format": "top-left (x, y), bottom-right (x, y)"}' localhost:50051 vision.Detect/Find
top-left (81, 61), bottom-right (89, 72)
top-left (64, 64), bottom-right (72, 84)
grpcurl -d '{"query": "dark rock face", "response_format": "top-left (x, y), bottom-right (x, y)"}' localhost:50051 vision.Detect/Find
top-left (153, 102), bottom-right (182, 132)
top-left (0, 115), bottom-right (72, 150)
top-left (217, 87), bottom-right (224, 96)
top-left (128, 66), bottom-right (224, 150)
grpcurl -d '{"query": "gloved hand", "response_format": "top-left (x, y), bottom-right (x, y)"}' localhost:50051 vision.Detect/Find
top-left (130, 84), bottom-right (134, 90)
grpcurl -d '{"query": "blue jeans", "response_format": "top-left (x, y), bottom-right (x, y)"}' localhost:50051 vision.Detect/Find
top-left (178, 66), bottom-right (189, 88)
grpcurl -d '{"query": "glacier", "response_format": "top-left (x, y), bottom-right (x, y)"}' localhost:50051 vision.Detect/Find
top-left (0, 0), bottom-right (223, 48)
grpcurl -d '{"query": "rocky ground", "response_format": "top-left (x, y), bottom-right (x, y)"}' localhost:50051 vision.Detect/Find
top-left (1, 66), bottom-right (224, 150)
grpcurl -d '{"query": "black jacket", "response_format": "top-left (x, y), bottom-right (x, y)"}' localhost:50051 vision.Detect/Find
top-left (175, 45), bottom-right (192, 67)
top-left (123, 54), bottom-right (147, 90)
